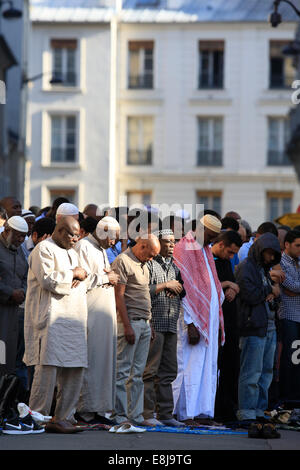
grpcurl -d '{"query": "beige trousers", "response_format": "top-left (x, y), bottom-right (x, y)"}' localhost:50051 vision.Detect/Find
top-left (29, 365), bottom-right (84, 423)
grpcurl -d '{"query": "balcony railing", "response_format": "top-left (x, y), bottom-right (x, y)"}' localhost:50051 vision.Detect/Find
top-left (269, 74), bottom-right (294, 89)
top-left (51, 71), bottom-right (77, 87)
top-left (128, 74), bottom-right (153, 89)
top-left (197, 149), bottom-right (222, 166)
top-left (267, 150), bottom-right (291, 166)
top-left (198, 72), bottom-right (223, 89)
top-left (127, 149), bottom-right (152, 165)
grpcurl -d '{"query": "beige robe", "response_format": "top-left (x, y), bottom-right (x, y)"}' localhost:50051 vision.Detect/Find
top-left (23, 238), bottom-right (88, 368)
top-left (74, 234), bottom-right (117, 414)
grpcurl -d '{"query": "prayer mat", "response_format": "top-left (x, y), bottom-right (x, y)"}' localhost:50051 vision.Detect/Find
top-left (138, 426), bottom-right (248, 435)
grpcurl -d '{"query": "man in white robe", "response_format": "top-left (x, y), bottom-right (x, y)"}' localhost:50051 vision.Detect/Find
top-left (74, 217), bottom-right (120, 425)
top-left (24, 216), bottom-right (88, 433)
top-left (172, 215), bottom-right (225, 423)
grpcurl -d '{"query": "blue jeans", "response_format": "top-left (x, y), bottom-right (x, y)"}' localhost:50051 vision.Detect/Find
top-left (237, 330), bottom-right (277, 421)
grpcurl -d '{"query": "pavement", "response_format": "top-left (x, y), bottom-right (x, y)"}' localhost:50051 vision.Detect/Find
top-left (1, 426), bottom-right (300, 454)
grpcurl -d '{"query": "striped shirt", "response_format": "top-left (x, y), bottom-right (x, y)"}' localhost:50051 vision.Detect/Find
top-left (279, 252), bottom-right (300, 323)
top-left (147, 255), bottom-right (185, 333)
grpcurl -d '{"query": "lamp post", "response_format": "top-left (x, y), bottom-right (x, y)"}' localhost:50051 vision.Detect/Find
top-left (0, 0), bottom-right (22, 19)
top-left (269, 0), bottom-right (300, 27)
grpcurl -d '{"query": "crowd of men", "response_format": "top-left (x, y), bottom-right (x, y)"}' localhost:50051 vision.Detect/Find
top-left (0, 195), bottom-right (299, 436)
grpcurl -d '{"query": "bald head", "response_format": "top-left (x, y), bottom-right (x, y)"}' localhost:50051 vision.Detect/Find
top-left (52, 215), bottom-right (80, 250)
top-left (0, 197), bottom-right (22, 218)
top-left (132, 234), bottom-right (160, 263)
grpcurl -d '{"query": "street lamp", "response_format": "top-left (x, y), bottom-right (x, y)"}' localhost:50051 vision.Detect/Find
top-left (269, 0), bottom-right (300, 27)
top-left (22, 72), bottom-right (63, 87)
top-left (0, 0), bottom-right (22, 19)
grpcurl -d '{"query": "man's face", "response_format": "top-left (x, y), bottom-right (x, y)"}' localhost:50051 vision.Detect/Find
top-left (160, 235), bottom-right (175, 258)
top-left (217, 242), bottom-right (240, 260)
top-left (7, 199), bottom-right (22, 218)
top-left (204, 228), bottom-right (219, 246)
top-left (285, 238), bottom-right (300, 260)
top-left (25, 216), bottom-right (35, 236)
top-left (262, 248), bottom-right (277, 266)
top-left (139, 242), bottom-right (160, 263)
top-left (59, 225), bottom-right (81, 250)
top-left (7, 228), bottom-right (27, 248)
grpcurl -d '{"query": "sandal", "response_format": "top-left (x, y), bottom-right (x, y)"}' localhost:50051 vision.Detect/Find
top-left (262, 423), bottom-right (281, 439)
top-left (248, 422), bottom-right (264, 438)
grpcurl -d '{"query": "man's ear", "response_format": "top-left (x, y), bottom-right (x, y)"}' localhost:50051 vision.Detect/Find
top-left (32, 232), bottom-right (38, 245)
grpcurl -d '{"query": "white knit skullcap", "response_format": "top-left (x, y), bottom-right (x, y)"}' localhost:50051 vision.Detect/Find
top-left (7, 216), bottom-right (28, 233)
top-left (96, 216), bottom-right (120, 239)
top-left (56, 203), bottom-right (79, 216)
top-left (22, 209), bottom-right (35, 219)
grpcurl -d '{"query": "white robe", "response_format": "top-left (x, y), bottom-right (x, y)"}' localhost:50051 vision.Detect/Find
top-left (172, 249), bottom-right (223, 420)
top-left (24, 238), bottom-right (88, 368)
top-left (75, 235), bottom-right (117, 414)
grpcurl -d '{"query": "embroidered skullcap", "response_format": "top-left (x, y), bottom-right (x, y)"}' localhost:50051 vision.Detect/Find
top-left (96, 216), bottom-right (120, 239)
top-left (153, 228), bottom-right (174, 238)
top-left (7, 216), bottom-right (28, 233)
top-left (56, 202), bottom-right (79, 216)
top-left (200, 214), bottom-right (222, 234)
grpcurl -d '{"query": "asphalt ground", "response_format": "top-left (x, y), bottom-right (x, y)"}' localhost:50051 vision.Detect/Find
top-left (0, 426), bottom-right (299, 457)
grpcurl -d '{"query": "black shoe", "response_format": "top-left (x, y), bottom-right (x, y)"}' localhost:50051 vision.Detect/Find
top-left (2, 409), bottom-right (33, 435)
top-left (262, 423), bottom-right (281, 439)
top-left (20, 412), bottom-right (45, 434)
top-left (94, 414), bottom-right (117, 426)
top-left (248, 422), bottom-right (264, 439)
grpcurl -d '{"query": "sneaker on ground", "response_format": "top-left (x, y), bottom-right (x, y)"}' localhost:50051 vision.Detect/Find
top-left (20, 412), bottom-right (45, 434)
top-left (2, 410), bottom-right (33, 435)
top-left (160, 418), bottom-right (186, 427)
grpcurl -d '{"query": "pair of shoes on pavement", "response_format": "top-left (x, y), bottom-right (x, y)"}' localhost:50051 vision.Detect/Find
top-left (75, 412), bottom-right (117, 426)
top-left (2, 406), bottom-right (45, 435)
top-left (45, 418), bottom-right (84, 434)
top-left (248, 421), bottom-right (281, 439)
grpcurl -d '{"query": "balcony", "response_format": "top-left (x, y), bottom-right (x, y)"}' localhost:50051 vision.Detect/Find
top-left (128, 74), bottom-right (153, 89)
top-left (267, 150), bottom-right (291, 166)
top-left (197, 149), bottom-right (222, 166)
top-left (127, 149), bottom-right (152, 165)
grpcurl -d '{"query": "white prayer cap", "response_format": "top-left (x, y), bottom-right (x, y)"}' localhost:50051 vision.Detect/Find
top-left (7, 216), bottom-right (28, 233)
top-left (96, 216), bottom-right (120, 240)
top-left (56, 203), bottom-right (79, 216)
top-left (22, 209), bottom-right (35, 219)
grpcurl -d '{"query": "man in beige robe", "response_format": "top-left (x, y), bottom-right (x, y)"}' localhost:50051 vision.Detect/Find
top-left (24, 216), bottom-right (88, 433)
top-left (74, 217), bottom-right (120, 425)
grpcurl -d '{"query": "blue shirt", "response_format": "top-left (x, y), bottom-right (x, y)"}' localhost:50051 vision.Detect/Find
top-left (279, 252), bottom-right (300, 323)
top-left (238, 237), bottom-right (255, 263)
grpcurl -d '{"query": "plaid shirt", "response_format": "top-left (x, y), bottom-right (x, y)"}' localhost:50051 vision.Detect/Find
top-left (279, 252), bottom-right (300, 323)
top-left (147, 255), bottom-right (185, 333)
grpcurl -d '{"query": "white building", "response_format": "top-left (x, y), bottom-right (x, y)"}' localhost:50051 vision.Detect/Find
top-left (27, 0), bottom-right (300, 229)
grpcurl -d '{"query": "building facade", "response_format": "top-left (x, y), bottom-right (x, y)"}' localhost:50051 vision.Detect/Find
top-left (28, 0), bottom-right (300, 229)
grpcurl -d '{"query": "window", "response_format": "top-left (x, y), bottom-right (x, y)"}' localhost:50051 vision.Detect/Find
top-left (127, 116), bottom-right (153, 165)
top-left (267, 192), bottom-right (292, 221)
top-left (128, 41), bottom-right (154, 89)
top-left (267, 117), bottom-right (291, 165)
top-left (136, 0), bottom-right (159, 5)
top-left (127, 191), bottom-right (152, 207)
top-left (50, 115), bottom-right (77, 163)
top-left (196, 191), bottom-right (222, 216)
top-left (49, 188), bottom-right (76, 205)
top-left (198, 41), bottom-right (224, 89)
top-left (197, 117), bottom-right (223, 166)
top-left (269, 41), bottom-right (294, 89)
top-left (51, 39), bottom-right (77, 87)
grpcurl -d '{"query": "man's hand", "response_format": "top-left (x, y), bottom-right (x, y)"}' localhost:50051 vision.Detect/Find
top-left (265, 293), bottom-right (275, 302)
top-left (187, 323), bottom-right (200, 345)
top-left (225, 287), bottom-right (237, 302)
top-left (151, 325), bottom-right (156, 341)
top-left (271, 284), bottom-right (280, 298)
top-left (227, 282), bottom-right (240, 294)
top-left (270, 269), bottom-right (285, 284)
top-left (72, 267), bottom-right (87, 281)
top-left (165, 280), bottom-right (183, 295)
top-left (124, 324), bottom-right (135, 345)
top-left (71, 280), bottom-right (81, 289)
top-left (104, 268), bottom-right (120, 286)
top-left (10, 289), bottom-right (25, 305)
top-left (283, 287), bottom-right (299, 297)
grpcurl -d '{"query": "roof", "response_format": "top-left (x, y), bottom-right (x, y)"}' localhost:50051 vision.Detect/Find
top-left (30, 0), bottom-right (300, 23)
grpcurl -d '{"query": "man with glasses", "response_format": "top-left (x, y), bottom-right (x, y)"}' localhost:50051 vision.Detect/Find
top-left (24, 216), bottom-right (88, 433)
